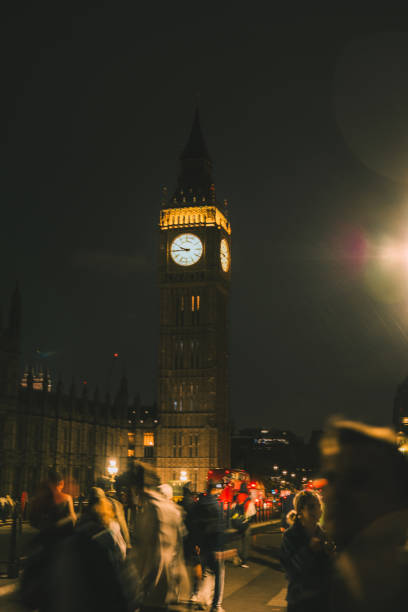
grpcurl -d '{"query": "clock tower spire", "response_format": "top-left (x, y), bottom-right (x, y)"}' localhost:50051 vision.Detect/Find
top-left (172, 108), bottom-right (216, 206)
top-left (155, 111), bottom-right (231, 492)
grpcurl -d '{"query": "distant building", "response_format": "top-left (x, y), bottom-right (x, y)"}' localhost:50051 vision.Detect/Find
top-left (232, 427), bottom-right (305, 475)
top-left (21, 366), bottom-right (52, 392)
top-left (127, 399), bottom-right (158, 463)
top-left (0, 287), bottom-right (129, 497)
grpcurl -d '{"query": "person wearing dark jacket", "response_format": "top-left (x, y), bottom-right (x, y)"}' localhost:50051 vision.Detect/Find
top-left (280, 489), bottom-right (334, 612)
top-left (190, 482), bottom-right (226, 612)
top-left (232, 482), bottom-right (256, 568)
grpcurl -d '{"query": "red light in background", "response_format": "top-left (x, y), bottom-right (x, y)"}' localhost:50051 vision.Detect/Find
top-left (312, 478), bottom-right (328, 489)
top-left (83, 380), bottom-right (87, 385)
top-left (113, 353), bottom-right (119, 358)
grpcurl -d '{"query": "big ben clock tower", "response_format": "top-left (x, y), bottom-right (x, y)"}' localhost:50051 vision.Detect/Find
top-left (155, 110), bottom-right (231, 492)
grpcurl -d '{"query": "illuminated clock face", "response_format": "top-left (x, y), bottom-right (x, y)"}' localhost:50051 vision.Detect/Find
top-left (170, 233), bottom-right (203, 266)
top-left (220, 238), bottom-right (230, 272)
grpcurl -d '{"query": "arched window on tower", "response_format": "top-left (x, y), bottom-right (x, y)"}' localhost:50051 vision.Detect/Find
top-left (173, 432), bottom-right (183, 457)
top-left (194, 341), bottom-right (200, 368)
top-left (191, 295), bottom-right (200, 325)
top-left (144, 432), bottom-right (154, 458)
top-left (176, 295), bottom-right (184, 326)
top-left (174, 339), bottom-right (184, 369)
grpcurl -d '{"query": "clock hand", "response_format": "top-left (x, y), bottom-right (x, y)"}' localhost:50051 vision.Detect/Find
top-left (173, 248), bottom-right (190, 252)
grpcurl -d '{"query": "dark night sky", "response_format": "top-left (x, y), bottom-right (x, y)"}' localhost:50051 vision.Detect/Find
top-left (4, 4), bottom-right (408, 437)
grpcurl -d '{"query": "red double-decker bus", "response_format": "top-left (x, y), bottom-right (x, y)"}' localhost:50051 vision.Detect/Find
top-left (207, 468), bottom-right (250, 503)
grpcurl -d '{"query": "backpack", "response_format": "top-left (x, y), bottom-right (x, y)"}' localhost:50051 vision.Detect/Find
top-left (231, 498), bottom-right (249, 533)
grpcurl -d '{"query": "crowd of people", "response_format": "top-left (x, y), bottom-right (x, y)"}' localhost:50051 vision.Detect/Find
top-left (20, 463), bottom-right (248, 612)
top-left (0, 494), bottom-right (16, 522)
top-left (16, 418), bottom-right (408, 612)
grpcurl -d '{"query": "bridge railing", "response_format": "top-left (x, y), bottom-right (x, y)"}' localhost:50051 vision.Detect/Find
top-left (219, 500), bottom-right (279, 528)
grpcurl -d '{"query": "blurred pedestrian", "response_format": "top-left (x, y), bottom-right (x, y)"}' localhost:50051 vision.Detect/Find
top-left (56, 486), bottom-right (131, 612)
top-left (158, 482), bottom-right (174, 501)
top-left (106, 491), bottom-right (131, 551)
top-left (21, 470), bottom-right (76, 611)
top-left (281, 489), bottom-right (296, 529)
top-left (231, 482), bottom-right (256, 568)
top-left (280, 489), bottom-right (334, 612)
top-left (125, 461), bottom-right (189, 611)
top-left (191, 481), bottom-right (227, 612)
top-left (79, 487), bottom-right (127, 559)
top-left (181, 490), bottom-right (203, 605)
top-left (29, 469), bottom-right (76, 531)
top-left (21, 490), bottom-right (28, 520)
top-left (320, 419), bottom-right (408, 612)
top-left (181, 485), bottom-right (195, 513)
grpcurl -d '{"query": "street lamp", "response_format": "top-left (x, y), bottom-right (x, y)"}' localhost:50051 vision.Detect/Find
top-left (107, 459), bottom-right (118, 493)
top-left (180, 470), bottom-right (188, 482)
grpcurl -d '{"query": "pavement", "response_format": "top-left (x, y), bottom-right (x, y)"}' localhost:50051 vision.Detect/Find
top-left (0, 524), bottom-right (287, 612)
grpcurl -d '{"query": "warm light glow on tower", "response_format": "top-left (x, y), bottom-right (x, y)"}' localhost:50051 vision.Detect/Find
top-left (160, 205), bottom-right (231, 235)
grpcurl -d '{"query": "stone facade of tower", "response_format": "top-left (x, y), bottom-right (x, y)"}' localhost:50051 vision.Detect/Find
top-left (155, 111), bottom-right (231, 492)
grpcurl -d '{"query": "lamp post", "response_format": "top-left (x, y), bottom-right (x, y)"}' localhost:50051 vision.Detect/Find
top-left (107, 459), bottom-right (118, 494)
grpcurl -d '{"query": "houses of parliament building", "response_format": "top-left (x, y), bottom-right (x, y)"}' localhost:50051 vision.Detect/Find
top-left (0, 111), bottom-right (231, 497)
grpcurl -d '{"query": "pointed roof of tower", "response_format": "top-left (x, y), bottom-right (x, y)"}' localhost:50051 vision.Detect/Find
top-left (180, 107), bottom-right (211, 162)
top-left (171, 108), bottom-right (215, 206)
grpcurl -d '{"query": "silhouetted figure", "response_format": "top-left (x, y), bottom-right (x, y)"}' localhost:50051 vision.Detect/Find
top-left (281, 489), bottom-right (296, 530)
top-left (94, 477), bottom-right (131, 549)
top-left (29, 469), bottom-right (76, 531)
top-left (56, 486), bottom-right (130, 612)
top-left (190, 481), bottom-right (227, 612)
top-left (320, 419), bottom-right (408, 612)
top-left (181, 485), bottom-right (195, 513)
top-left (21, 470), bottom-right (76, 611)
top-left (280, 489), bottom-right (333, 612)
top-left (231, 481), bottom-right (256, 568)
